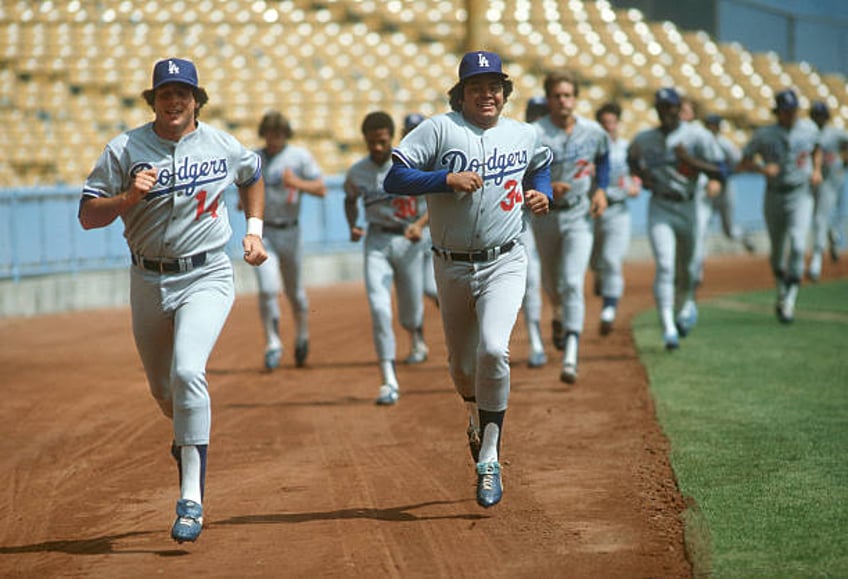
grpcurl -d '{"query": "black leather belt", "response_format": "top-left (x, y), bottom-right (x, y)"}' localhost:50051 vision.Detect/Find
top-left (553, 196), bottom-right (582, 211)
top-left (432, 239), bottom-right (517, 263)
top-left (657, 191), bottom-right (690, 202)
top-left (265, 219), bottom-right (299, 229)
top-left (132, 252), bottom-right (207, 274)
top-left (370, 223), bottom-right (407, 235)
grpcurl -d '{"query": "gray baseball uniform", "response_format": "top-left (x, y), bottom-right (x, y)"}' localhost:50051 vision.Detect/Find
top-left (742, 118), bottom-right (819, 285)
top-left (810, 124), bottom-right (848, 277)
top-left (629, 119), bottom-right (723, 345)
top-left (344, 155), bottom-right (428, 367)
top-left (254, 144), bottom-right (322, 364)
top-left (532, 114), bottom-right (609, 378)
top-left (694, 132), bottom-right (745, 284)
top-left (386, 111), bottom-right (551, 413)
top-left (591, 133), bottom-right (636, 311)
top-left (82, 121), bottom-right (261, 446)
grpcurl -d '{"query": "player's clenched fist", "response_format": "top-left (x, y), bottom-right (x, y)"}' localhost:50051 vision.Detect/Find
top-left (447, 171), bottom-right (483, 193)
top-left (243, 235), bottom-right (268, 266)
top-left (525, 190), bottom-right (549, 215)
top-left (127, 167), bottom-right (158, 205)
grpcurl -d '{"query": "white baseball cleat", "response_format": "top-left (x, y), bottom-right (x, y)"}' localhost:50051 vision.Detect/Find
top-left (375, 384), bottom-right (399, 405)
top-left (403, 343), bottom-right (429, 364)
top-left (560, 362), bottom-right (578, 384)
top-left (599, 305), bottom-right (616, 335)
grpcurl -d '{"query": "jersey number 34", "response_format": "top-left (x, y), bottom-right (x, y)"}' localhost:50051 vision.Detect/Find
top-left (499, 179), bottom-right (523, 211)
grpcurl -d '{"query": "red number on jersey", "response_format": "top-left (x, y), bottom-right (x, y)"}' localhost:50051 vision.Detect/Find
top-left (194, 190), bottom-right (219, 220)
top-left (499, 179), bottom-right (523, 211)
top-left (573, 159), bottom-right (594, 179)
top-left (391, 197), bottom-right (418, 219)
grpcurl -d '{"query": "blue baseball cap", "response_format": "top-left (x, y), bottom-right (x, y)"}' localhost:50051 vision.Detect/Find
top-left (810, 100), bottom-right (830, 118)
top-left (525, 96), bottom-right (548, 122)
top-left (704, 113), bottom-right (722, 126)
top-left (404, 113), bottom-right (425, 133)
top-left (774, 89), bottom-right (799, 111)
top-left (654, 87), bottom-right (681, 106)
top-left (152, 58), bottom-right (199, 90)
top-left (458, 51), bottom-right (508, 81)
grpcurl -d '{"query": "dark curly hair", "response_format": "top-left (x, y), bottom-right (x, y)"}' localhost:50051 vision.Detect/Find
top-left (595, 102), bottom-right (622, 122)
top-left (448, 77), bottom-right (514, 113)
top-left (361, 111), bottom-right (395, 136)
top-left (142, 85), bottom-right (209, 119)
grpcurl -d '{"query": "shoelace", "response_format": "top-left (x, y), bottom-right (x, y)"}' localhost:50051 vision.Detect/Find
top-left (480, 473), bottom-right (496, 491)
top-left (176, 515), bottom-right (201, 527)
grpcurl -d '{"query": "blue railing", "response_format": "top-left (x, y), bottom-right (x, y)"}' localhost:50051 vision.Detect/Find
top-left (0, 175), bottom-right (353, 282)
top-left (2, 172), bottom-right (822, 284)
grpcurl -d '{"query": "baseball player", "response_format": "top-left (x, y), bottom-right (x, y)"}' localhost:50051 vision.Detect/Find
top-left (590, 102), bottom-right (642, 335)
top-left (627, 87), bottom-right (727, 349)
top-left (522, 96), bottom-right (550, 368)
top-left (808, 101), bottom-right (848, 280)
top-left (403, 112), bottom-right (439, 306)
top-left (692, 113), bottom-right (755, 286)
top-left (252, 111), bottom-right (326, 370)
top-left (531, 70), bottom-right (610, 384)
top-left (737, 89), bottom-right (822, 323)
top-left (384, 51), bottom-right (552, 508)
top-left (79, 58), bottom-right (267, 543)
top-left (344, 111), bottom-right (430, 406)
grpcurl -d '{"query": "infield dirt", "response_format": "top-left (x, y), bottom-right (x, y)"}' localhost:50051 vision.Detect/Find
top-left (1, 254), bottom-right (844, 577)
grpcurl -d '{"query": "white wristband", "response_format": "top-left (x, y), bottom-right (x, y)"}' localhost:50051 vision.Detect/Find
top-left (246, 217), bottom-right (263, 238)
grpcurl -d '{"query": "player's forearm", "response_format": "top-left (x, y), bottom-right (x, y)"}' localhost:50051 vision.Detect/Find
top-left (384, 163), bottom-right (449, 196)
top-left (78, 193), bottom-right (134, 229)
top-left (239, 177), bottom-right (265, 219)
top-left (343, 197), bottom-right (359, 229)
top-left (298, 177), bottom-right (327, 198)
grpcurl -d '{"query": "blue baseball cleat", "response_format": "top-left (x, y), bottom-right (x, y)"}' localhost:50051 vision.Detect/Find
top-left (171, 499), bottom-right (203, 543)
top-left (264, 347), bottom-right (282, 370)
top-left (476, 461), bottom-right (503, 508)
top-left (375, 384), bottom-right (399, 405)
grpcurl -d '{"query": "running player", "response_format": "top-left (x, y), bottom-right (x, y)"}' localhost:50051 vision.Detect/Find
top-left (532, 70), bottom-right (609, 383)
top-left (627, 87), bottom-right (727, 349)
top-left (344, 111), bottom-right (430, 406)
top-left (79, 58), bottom-right (267, 543)
top-left (523, 96), bottom-right (549, 367)
top-left (737, 89), bottom-right (822, 322)
top-left (807, 101), bottom-right (848, 279)
top-left (252, 111), bottom-right (326, 370)
top-left (693, 113), bottom-right (755, 285)
top-left (590, 102), bottom-right (642, 335)
top-left (384, 51), bottom-right (552, 508)
top-left (403, 112), bottom-right (439, 306)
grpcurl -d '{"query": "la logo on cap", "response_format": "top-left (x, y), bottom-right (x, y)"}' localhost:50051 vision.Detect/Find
top-left (477, 53), bottom-right (490, 68)
top-left (168, 60), bottom-right (180, 75)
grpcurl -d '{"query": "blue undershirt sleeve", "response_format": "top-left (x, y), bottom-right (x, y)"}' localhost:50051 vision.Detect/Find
top-left (595, 151), bottom-right (610, 190)
top-left (523, 164), bottom-right (553, 200)
top-left (384, 162), bottom-right (450, 196)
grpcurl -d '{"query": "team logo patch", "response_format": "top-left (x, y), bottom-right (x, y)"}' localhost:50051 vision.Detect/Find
top-left (130, 162), bottom-right (154, 177)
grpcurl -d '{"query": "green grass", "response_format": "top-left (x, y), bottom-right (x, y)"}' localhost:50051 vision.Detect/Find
top-left (633, 280), bottom-right (848, 577)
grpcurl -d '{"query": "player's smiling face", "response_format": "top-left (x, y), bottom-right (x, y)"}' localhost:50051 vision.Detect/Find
top-left (153, 83), bottom-right (198, 140)
top-left (547, 81), bottom-right (576, 127)
top-left (461, 74), bottom-right (505, 128)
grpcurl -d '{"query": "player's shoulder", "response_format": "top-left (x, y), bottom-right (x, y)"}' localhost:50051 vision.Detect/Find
top-left (347, 155), bottom-right (376, 175)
